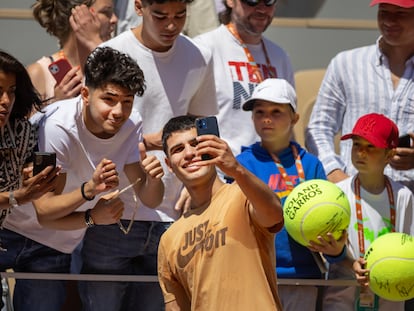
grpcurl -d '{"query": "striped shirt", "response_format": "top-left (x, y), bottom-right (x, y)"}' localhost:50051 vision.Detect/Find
top-left (306, 37), bottom-right (414, 191)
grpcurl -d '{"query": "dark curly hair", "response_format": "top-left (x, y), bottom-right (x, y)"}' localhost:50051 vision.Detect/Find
top-left (0, 50), bottom-right (42, 121)
top-left (32, 0), bottom-right (95, 47)
top-left (162, 115), bottom-right (197, 155)
top-left (84, 47), bottom-right (146, 96)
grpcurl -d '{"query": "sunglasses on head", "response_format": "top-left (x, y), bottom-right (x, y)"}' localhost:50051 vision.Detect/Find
top-left (240, 0), bottom-right (277, 7)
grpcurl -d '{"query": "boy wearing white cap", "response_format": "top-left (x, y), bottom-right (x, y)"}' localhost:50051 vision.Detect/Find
top-left (236, 78), bottom-right (345, 310)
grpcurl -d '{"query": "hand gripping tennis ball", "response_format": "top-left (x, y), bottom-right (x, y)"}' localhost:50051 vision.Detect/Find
top-left (364, 232), bottom-right (414, 302)
top-left (283, 179), bottom-right (351, 246)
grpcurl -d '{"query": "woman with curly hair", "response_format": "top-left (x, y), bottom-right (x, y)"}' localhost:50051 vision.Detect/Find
top-left (27, 0), bottom-right (117, 105)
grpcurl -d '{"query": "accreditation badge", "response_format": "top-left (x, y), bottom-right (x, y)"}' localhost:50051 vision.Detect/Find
top-left (356, 287), bottom-right (379, 311)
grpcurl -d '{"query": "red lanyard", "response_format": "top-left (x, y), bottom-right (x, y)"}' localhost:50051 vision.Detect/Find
top-left (354, 176), bottom-right (395, 258)
top-left (226, 23), bottom-right (274, 82)
top-left (269, 144), bottom-right (305, 190)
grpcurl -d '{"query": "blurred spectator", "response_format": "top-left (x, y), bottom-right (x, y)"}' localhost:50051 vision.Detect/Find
top-left (0, 50), bottom-right (61, 311)
top-left (195, 0), bottom-right (294, 161)
top-left (114, 0), bottom-right (219, 37)
top-left (91, 0), bottom-right (218, 309)
top-left (27, 0), bottom-right (117, 105)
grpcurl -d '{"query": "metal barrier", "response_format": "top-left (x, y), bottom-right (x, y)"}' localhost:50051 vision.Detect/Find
top-left (0, 272), bottom-right (358, 311)
top-left (0, 271), bottom-right (357, 286)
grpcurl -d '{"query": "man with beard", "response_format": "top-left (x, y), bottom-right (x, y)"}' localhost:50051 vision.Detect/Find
top-left (194, 0), bottom-right (294, 160)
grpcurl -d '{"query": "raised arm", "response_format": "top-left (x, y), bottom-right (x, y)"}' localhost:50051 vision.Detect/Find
top-left (196, 135), bottom-right (283, 229)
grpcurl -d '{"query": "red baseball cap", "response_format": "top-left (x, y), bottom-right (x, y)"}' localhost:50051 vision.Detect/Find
top-left (341, 113), bottom-right (399, 149)
top-left (370, 0), bottom-right (414, 8)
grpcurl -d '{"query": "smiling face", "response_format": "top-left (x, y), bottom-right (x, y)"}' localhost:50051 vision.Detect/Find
top-left (91, 0), bottom-right (118, 41)
top-left (351, 136), bottom-right (393, 176)
top-left (82, 83), bottom-right (134, 139)
top-left (0, 71), bottom-right (16, 128)
top-left (228, 0), bottom-right (276, 42)
top-left (377, 4), bottom-right (414, 49)
top-left (165, 127), bottom-right (215, 185)
top-left (251, 100), bottom-right (298, 148)
top-left (136, 0), bottom-right (187, 52)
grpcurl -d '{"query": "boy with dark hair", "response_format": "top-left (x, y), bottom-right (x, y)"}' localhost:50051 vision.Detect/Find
top-left (100, 1), bottom-right (218, 308)
top-left (158, 115), bottom-right (284, 310)
top-left (27, 46), bottom-right (165, 311)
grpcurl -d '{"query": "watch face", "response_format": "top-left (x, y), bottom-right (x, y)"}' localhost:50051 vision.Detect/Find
top-left (9, 192), bottom-right (18, 207)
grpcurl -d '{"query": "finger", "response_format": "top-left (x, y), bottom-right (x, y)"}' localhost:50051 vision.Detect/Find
top-left (174, 188), bottom-right (189, 211)
top-left (139, 142), bottom-right (147, 162)
top-left (102, 189), bottom-right (120, 201)
top-left (183, 196), bottom-right (192, 214)
top-left (22, 167), bottom-right (32, 179)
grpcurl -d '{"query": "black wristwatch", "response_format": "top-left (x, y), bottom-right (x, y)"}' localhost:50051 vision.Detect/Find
top-left (9, 191), bottom-right (19, 209)
top-left (84, 209), bottom-right (95, 228)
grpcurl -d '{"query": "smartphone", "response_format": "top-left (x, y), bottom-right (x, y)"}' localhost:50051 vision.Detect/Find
top-left (195, 116), bottom-right (220, 160)
top-left (398, 134), bottom-right (411, 148)
top-left (33, 152), bottom-right (56, 176)
top-left (48, 58), bottom-right (72, 84)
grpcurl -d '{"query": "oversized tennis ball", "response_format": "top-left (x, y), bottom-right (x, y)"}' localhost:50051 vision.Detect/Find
top-left (283, 179), bottom-right (350, 246)
top-left (364, 232), bottom-right (414, 302)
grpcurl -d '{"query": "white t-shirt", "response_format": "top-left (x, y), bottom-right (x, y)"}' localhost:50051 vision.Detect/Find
top-left (337, 175), bottom-right (414, 259)
top-left (194, 25), bottom-right (295, 156)
top-left (329, 175), bottom-right (413, 310)
top-left (102, 30), bottom-right (218, 222)
top-left (4, 97), bottom-right (143, 253)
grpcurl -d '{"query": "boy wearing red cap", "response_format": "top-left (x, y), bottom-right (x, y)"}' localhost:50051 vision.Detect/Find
top-left (318, 113), bottom-right (414, 311)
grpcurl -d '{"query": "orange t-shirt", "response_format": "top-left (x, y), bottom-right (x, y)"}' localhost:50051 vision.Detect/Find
top-left (158, 183), bottom-right (282, 310)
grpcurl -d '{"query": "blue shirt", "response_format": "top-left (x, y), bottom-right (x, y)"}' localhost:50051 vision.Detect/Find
top-left (237, 141), bottom-right (327, 278)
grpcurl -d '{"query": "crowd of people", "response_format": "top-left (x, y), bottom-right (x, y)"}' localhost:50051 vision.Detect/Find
top-left (1, 0), bottom-right (413, 310)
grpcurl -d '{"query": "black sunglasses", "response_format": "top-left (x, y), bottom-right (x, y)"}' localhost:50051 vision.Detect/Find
top-left (240, 0), bottom-right (277, 7)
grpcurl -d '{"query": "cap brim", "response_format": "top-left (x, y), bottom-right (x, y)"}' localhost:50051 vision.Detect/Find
top-left (242, 99), bottom-right (255, 111)
top-left (340, 133), bottom-right (354, 141)
top-left (242, 97), bottom-right (293, 111)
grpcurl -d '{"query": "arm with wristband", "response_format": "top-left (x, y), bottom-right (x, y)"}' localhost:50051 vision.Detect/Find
top-left (34, 158), bottom-right (123, 230)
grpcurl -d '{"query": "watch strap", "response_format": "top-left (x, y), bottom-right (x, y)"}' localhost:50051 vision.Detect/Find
top-left (85, 209), bottom-right (95, 228)
top-left (9, 191), bottom-right (19, 208)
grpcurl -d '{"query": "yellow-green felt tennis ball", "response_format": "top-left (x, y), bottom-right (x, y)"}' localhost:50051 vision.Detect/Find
top-left (283, 179), bottom-right (350, 246)
top-left (364, 232), bottom-right (414, 302)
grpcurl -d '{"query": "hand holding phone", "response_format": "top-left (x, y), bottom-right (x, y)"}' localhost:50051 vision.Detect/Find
top-left (33, 152), bottom-right (57, 176)
top-left (48, 58), bottom-right (72, 85)
top-left (195, 116), bottom-right (220, 160)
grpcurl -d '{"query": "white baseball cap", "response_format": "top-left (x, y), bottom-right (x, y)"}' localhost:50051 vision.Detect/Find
top-left (242, 78), bottom-right (297, 112)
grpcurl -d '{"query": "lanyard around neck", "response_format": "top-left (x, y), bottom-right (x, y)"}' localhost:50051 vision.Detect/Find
top-left (354, 175), bottom-right (395, 258)
top-left (269, 144), bottom-right (305, 190)
top-left (226, 23), bottom-right (274, 82)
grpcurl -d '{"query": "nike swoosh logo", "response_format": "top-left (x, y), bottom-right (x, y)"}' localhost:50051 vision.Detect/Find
top-left (177, 226), bottom-right (228, 269)
top-left (177, 240), bottom-right (204, 269)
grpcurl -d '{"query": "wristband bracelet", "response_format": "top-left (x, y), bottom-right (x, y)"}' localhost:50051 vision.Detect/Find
top-left (81, 182), bottom-right (95, 201)
top-left (84, 209), bottom-right (95, 228)
top-left (324, 245), bottom-right (347, 264)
